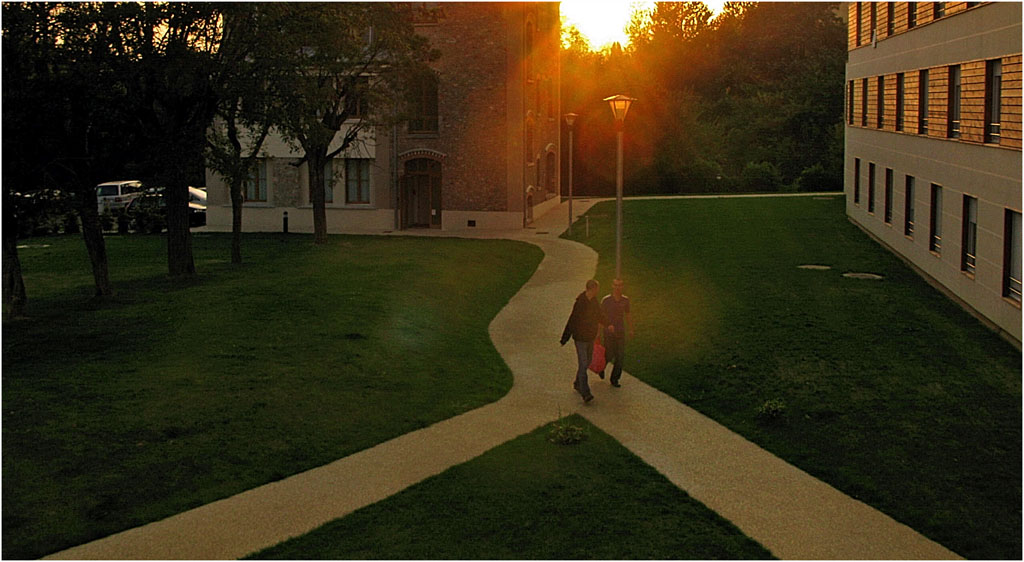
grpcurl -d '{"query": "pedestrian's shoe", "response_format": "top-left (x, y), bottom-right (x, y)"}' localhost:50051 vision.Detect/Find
top-left (583, 394), bottom-right (594, 403)
top-left (611, 380), bottom-right (621, 388)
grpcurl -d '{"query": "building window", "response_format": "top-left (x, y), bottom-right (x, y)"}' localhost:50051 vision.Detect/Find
top-left (1004, 210), bottom-right (1022, 303)
top-left (934, 2), bottom-right (945, 18)
top-left (868, 163), bottom-right (876, 214)
top-left (525, 119), bottom-right (534, 162)
top-left (930, 184), bottom-right (943, 253)
top-left (848, 81), bottom-right (855, 124)
top-left (961, 195), bottom-right (978, 275)
top-left (870, 2), bottom-right (877, 40)
top-left (546, 151), bottom-right (556, 191)
top-left (877, 76), bottom-right (885, 129)
top-left (948, 65), bottom-right (961, 138)
top-left (918, 69), bottom-right (929, 134)
top-left (408, 70), bottom-right (439, 134)
top-left (323, 160), bottom-right (334, 204)
top-left (525, 21), bottom-right (535, 80)
top-left (886, 2), bottom-right (894, 36)
top-left (908, 2), bottom-right (917, 28)
top-left (244, 159), bottom-right (268, 202)
top-left (854, 158), bottom-right (861, 204)
top-left (985, 59), bottom-right (1002, 143)
top-left (856, 3), bottom-right (862, 46)
top-left (344, 76), bottom-right (370, 119)
top-left (896, 73), bottom-right (905, 131)
top-left (904, 176), bottom-right (916, 236)
top-left (547, 79), bottom-right (556, 118)
top-left (884, 168), bottom-right (894, 224)
top-left (345, 159), bottom-right (371, 205)
top-left (861, 78), bottom-right (869, 127)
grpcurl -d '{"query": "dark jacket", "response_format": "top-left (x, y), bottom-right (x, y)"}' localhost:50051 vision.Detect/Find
top-left (561, 291), bottom-right (607, 344)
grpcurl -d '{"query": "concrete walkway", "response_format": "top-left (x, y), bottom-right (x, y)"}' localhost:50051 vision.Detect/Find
top-left (48, 195), bottom-right (959, 560)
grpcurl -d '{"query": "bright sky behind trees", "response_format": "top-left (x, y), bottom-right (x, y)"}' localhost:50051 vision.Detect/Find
top-left (561, 0), bottom-right (725, 51)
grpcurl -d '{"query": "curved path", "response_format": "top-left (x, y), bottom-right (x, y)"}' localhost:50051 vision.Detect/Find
top-left (49, 197), bottom-right (959, 560)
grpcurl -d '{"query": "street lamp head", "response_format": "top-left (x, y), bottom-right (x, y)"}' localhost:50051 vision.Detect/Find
top-left (603, 94), bottom-right (636, 123)
top-left (564, 112), bottom-right (578, 127)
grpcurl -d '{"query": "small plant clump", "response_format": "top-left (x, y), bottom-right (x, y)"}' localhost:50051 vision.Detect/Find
top-left (757, 398), bottom-right (787, 424)
top-left (548, 418), bottom-right (588, 445)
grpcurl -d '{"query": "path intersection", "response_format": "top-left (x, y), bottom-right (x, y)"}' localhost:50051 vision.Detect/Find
top-left (48, 196), bottom-right (959, 560)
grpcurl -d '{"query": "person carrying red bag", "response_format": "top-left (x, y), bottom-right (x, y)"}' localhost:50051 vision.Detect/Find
top-left (560, 279), bottom-right (608, 403)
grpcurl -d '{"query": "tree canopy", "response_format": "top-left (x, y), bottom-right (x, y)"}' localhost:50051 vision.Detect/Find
top-left (562, 1), bottom-right (846, 196)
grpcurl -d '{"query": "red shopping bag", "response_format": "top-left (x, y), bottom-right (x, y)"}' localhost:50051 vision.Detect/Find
top-left (589, 342), bottom-right (607, 374)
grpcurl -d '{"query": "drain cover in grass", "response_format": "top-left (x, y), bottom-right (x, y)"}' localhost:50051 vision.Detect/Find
top-left (798, 265), bottom-right (831, 270)
top-left (843, 272), bottom-right (884, 280)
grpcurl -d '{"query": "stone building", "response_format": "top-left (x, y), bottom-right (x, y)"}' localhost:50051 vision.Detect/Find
top-left (205, 2), bottom-right (561, 233)
top-left (845, 1), bottom-right (1022, 347)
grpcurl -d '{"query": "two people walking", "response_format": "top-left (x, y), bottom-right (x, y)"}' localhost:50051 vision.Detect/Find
top-left (560, 278), bottom-right (634, 403)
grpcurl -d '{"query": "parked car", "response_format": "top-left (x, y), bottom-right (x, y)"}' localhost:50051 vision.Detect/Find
top-left (125, 186), bottom-right (206, 232)
top-left (188, 186), bottom-right (207, 227)
top-left (125, 188), bottom-right (167, 233)
top-left (96, 180), bottom-right (144, 215)
top-left (11, 188), bottom-right (76, 237)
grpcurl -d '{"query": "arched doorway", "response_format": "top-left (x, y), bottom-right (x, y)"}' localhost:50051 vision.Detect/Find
top-left (402, 158), bottom-right (442, 229)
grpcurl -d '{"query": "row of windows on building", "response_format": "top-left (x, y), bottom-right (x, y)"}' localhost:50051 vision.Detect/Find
top-left (850, 2), bottom-right (983, 50)
top-left (243, 158), bottom-right (372, 206)
top-left (852, 157), bottom-right (1022, 303)
top-left (846, 55), bottom-right (1021, 148)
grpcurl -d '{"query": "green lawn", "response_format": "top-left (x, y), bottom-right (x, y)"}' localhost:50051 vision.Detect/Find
top-left (2, 233), bottom-right (543, 559)
top-left (563, 196), bottom-right (1022, 560)
top-left (249, 415), bottom-right (774, 560)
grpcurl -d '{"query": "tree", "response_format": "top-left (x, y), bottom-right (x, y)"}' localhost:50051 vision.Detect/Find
top-left (274, 3), bottom-right (435, 245)
top-left (205, 4), bottom-right (296, 264)
top-left (2, 2), bottom-right (125, 309)
top-left (110, 2), bottom-right (226, 277)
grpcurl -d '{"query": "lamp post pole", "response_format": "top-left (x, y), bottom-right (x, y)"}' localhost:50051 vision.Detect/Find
top-left (603, 95), bottom-right (635, 280)
top-left (564, 113), bottom-right (578, 235)
top-left (615, 123), bottom-right (624, 279)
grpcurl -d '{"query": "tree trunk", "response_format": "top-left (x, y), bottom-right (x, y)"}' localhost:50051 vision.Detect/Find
top-left (2, 228), bottom-right (27, 319)
top-left (76, 187), bottom-right (114, 297)
top-left (166, 181), bottom-right (196, 278)
top-left (230, 178), bottom-right (244, 264)
top-left (307, 149), bottom-right (328, 245)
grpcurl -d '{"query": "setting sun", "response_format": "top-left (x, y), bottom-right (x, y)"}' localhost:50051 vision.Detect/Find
top-left (561, 0), bottom-right (725, 51)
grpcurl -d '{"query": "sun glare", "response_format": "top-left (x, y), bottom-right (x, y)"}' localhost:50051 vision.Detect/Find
top-left (561, 0), bottom-right (725, 51)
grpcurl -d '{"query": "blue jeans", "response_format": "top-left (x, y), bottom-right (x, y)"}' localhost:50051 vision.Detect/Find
top-left (573, 340), bottom-right (593, 398)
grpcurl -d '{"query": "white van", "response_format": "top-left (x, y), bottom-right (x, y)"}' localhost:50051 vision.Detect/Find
top-left (96, 180), bottom-right (144, 214)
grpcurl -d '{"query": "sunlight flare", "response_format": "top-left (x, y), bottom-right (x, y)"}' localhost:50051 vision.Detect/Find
top-left (561, 0), bottom-right (725, 51)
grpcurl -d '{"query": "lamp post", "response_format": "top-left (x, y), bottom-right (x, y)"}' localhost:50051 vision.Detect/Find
top-left (564, 112), bottom-right (578, 235)
top-left (603, 94), bottom-right (635, 280)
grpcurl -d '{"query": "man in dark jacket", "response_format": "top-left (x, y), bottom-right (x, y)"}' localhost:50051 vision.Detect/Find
top-left (560, 279), bottom-right (608, 403)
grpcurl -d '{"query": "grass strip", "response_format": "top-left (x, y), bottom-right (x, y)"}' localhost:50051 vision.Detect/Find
top-left (563, 196), bottom-right (1021, 560)
top-left (2, 233), bottom-right (542, 559)
top-left (249, 415), bottom-right (774, 560)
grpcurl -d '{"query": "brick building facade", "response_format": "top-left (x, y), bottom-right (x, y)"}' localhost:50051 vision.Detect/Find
top-left (845, 1), bottom-right (1022, 347)
top-left (205, 2), bottom-right (561, 233)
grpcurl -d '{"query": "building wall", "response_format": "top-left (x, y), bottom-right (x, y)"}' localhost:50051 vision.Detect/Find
top-left (392, 1), bottom-right (561, 230)
top-left (206, 2), bottom-right (561, 234)
top-left (844, 2), bottom-right (1022, 346)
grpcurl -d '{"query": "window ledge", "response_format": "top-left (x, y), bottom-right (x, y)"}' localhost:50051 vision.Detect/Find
top-left (297, 204), bottom-right (377, 210)
top-left (1003, 296), bottom-right (1023, 310)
